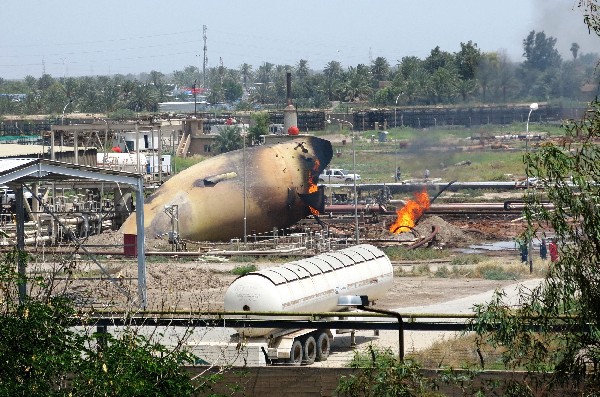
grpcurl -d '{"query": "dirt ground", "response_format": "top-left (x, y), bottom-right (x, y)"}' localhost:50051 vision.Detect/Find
top-left (66, 212), bottom-right (530, 312)
top-left (34, 211), bottom-right (539, 369)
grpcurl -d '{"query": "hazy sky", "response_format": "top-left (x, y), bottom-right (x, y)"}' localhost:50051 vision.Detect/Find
top-left (1, 0), bottom-right (597, 80)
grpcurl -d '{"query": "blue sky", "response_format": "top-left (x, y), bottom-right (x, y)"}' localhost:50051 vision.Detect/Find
top-left (1, 0), bottom-right (596, 79)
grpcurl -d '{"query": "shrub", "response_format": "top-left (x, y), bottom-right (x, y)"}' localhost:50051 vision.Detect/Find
top-left (231, 264), bottom-right (257, 276)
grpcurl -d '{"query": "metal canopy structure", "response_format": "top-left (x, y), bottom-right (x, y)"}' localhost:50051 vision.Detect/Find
top-left (0, 158), bottom-right (147, 308)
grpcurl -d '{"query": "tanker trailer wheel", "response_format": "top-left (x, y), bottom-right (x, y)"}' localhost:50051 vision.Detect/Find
top-left (316, 332), bottom-right (331, 362)
top-left (303, 336), bottom-right (317, 365)
top-left (288, 339), bottom-right (303, 365)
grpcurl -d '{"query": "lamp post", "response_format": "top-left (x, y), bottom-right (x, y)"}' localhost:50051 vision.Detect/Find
top-left (394, 91), bottom-right (403, 128)
top-left (240, 128), bottom-right (248, 244)
top-left (338, 295), bottom-right (404, 361)
top-left (327, 117), bottom-right (359, 244)
top-left (525, 102), bottom-right (538, 274)
top-left (192, 80), bottom-right (198, 116)
top-left (61, 98), bottom-right (73, 125)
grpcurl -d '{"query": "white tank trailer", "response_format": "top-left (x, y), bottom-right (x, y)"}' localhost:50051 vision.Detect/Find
top-left (223, 244), bottom-right (393, 365)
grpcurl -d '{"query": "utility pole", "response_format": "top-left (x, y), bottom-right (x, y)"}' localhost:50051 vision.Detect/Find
top-left (203, 25), bottom-right (208, 90)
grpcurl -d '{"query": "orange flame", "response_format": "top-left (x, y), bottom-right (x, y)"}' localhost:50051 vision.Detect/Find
top-left (389, 190), bottom-right (430, 234)
top-left (307, 159), bottom-right (320, 215)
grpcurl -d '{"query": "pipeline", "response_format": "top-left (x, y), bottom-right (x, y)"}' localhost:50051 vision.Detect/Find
top-left (324, 204), bottom-right (393, 215)
top-left (408, 225), bottom-right (439, 249)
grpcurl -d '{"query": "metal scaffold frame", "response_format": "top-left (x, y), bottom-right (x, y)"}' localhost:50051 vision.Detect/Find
top-left (0, 158), bottom-right (147, 308)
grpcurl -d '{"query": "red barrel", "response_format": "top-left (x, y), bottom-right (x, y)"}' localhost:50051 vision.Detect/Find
top-left (124, 234), bottom-right (137, 257)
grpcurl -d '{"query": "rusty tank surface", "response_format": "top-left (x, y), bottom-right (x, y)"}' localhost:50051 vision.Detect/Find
top-left (121, 136), bottom-right (332, 241)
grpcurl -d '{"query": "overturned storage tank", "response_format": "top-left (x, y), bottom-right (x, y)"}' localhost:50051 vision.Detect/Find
top-left (223, 244), bottom-right (393, 337)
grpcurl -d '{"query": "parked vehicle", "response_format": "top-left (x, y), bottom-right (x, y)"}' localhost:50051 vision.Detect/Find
top-left (318, 168), bottom-right (361, 183)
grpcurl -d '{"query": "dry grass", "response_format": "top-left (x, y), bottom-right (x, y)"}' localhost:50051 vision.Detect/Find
top-left (398, 256), bottom-right (551, 280)
top-left (407, 333), bottom-right (508, 370)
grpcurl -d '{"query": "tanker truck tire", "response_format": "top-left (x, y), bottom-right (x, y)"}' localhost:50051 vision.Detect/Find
top-left (303, 336), bottom-right (317, 365)
top-left (316, 332), bottom-right (330, 362)
top-left (288, 340), bottom-right (303, 365)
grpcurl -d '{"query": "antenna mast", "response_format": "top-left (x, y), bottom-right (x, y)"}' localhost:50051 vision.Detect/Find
top-left (203, 25), bottom-right (208, 89)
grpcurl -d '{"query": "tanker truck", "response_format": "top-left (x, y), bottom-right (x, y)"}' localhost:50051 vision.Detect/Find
top-left (220, 244), bottom-right (393, 365)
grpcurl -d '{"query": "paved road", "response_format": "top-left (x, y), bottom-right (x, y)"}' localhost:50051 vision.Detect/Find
top-left (313, 278), bottom-right (544, 367)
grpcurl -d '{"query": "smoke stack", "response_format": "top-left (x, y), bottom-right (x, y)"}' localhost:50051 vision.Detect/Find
top-left (284, 71), bottom-right (298, 135)
top-left (286, 72), bottom-right (292, 106)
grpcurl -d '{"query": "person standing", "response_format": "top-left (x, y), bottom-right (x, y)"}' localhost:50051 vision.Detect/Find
top-left (540, 238), bottom-right (547, 260)
top-left (517, 239), bottom-right (528, 263)
top-left (549, 239), bottom-right (559, 262)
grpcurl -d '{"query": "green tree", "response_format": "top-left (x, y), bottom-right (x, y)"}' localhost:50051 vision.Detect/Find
top-left (423, 46), bottom-right (454, 74)
top-left (455, 40), bottom-right (482, 80)
top-left (456, 78), bottom-right (478, 102)
top-left (296, 59), bottom-right (310, 81)
top-left (223, 75), bottom-right (243, 102)
top-left (248, 111), bottom-right (270, 144)
top-left (71, 331), bottom-right (197, 396)
top-left (214, 125), bottom-right (243, 153)
top-left (522, 30), bottom-right (562, 72)
top-left (370, 56), bottom-right (390, 83)
top-left (172, 65), bottom-right (200, 88)
top-left (470, 10), bottom-right (600, 393)
top-left (396, 56), bottom-right (425, 104)
top-left (341, 64), bottom-right (372, 102)
top-left (430, 66), bottom-right (459, 104)
top-left (0, 249), bottom-right (229, 396)
top-left (472, 100), bottom-right (600, 391)
top-left (323, 60), bottom-right (343, 100)
top-left (239, 63), bottom-right (253, 90)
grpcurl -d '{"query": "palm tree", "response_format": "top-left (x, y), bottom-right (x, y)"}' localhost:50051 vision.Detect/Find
top-left (256, 62), bottom-right (274, 84)
top-left (371, 56), bottom-right (390, 83)
top-left (342, 65), bottom-right (372, 101)
top-left (296, 59), bottom-right (310, 81)
top-left (323, 60), bottom-right (342, 100)
top-left (239, 63), bottom-right (253, 89)
top-left (214, 125), bottom-right (243, 153)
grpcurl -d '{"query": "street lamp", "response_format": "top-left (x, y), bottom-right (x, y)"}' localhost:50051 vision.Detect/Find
top-left (61, 98), bottom-right (73, 125)
top-left (338, 295), bottom-right (404, 361)
top-left (525, 102), bottom-right (538, 274)
top-left (240, 128), bottom-right (248, 244)
top-left (394, 91), bottom-right (403, 128)
top-left (526, 102), bottom-right (538, 135)
top-left (327, 117), bottom-right (359, 244)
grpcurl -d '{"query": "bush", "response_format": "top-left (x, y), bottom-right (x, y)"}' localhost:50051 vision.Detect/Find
top-left (0, 249), bottom-right (211, 396)
top-left (231, 264), bottom-right (257, 276)
top-left (475, 264), bottom-right (520, 280)
top-left (337, 346), bottom-right (441, 397)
